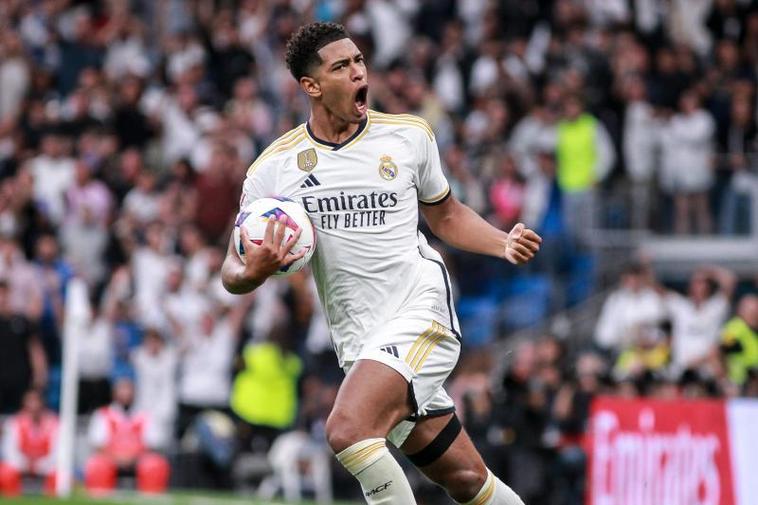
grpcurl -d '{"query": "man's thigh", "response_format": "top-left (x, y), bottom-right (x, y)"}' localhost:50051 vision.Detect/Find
top-left (401, 413), bottom-right (487, 485)
top-left (329, 359), bottom-right (413, 439)
top-left (356, 316), bottom-right (461, 417)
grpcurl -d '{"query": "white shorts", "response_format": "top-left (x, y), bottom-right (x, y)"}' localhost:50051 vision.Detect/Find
top-left (342, 256), bottom-right (462, 447)
top-left (343, 238), bottom-right (461, 447)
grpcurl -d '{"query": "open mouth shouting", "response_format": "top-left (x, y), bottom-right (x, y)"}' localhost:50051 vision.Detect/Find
top-left (354, 84), bottom-right (369, 116)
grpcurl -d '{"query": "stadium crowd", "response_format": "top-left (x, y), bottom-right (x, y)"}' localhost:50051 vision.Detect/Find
top-left (0, 0), bottom-right (756, 502)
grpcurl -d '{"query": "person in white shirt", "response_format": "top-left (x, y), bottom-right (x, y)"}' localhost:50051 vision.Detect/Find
top-left (27, 133), bottom-right (76, 225)
top-left (595, 263), bottom-right (666, 351)
top-left (131, 328), bottom-right (178, 451)
top-left (621, 75), bottom-right (659, 229)
top-left (132, 221), bottom-right (172, 326)
top-left (222, 22), bottom-right (540, 505)
top-left (175, 296), bottom-right (252, 438)
top-left (662, 266), bottom-right (736, 372)
top-left (659, 90), bottom-right (716, 234)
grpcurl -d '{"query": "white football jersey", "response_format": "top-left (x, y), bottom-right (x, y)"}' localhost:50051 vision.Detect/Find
top-left (240, 110), bottom-right (457, 365)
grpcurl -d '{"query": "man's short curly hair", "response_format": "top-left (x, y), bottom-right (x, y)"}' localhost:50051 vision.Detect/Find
top-left (285, 22), bottom-right (350, 81)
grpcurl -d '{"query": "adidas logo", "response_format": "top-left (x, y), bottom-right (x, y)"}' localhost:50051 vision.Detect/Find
top-left (379, 345), bottom-right (399, 358)
top-left (300, 174), bottom-right (321, 188)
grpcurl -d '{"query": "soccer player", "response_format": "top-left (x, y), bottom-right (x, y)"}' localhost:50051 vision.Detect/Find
top-left (222, 22), bottom-right (541, 505)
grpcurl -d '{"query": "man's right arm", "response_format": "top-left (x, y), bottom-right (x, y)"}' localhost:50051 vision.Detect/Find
top-left (221, 232), bottom-right (264, 295)
top-left (221, 215), bottom-right (305, 295)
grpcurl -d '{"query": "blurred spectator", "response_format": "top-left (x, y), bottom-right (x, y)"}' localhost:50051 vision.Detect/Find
top-left (550, 352), bottom-right (609, 505)
top-left (162, 260), bottom-right (205, 334)
top-left (175, 297), bottom-right (251, 438)
top-left (620, 75), bottom-right (658, 229)
top-left (613, 322), bottom-right (672, 380)
top-left (231, 321), bottom-right (303, 452)
top-left (178, 224), bottom-right (215, 291)
top-left (112, 77), bottom-right (153, 150)
top-left (0, 234), bottom-right (43, 319)
top-left (509, 104), bottom-right (557, 180)
top-left (85, 378), bottom-right (170, 494)
top-left (594, 263), bottom-right (665, 351)
top-left (33, 233), bottom-right (74, 364)
top-left (0, 31), bottom-right (30, 125)
top-left (659, 90), bottom-right (716, 234)
top-left (132, 221), bottom-right (172, 325)
top-left (132, 328), bottom-right (178, 451)
top-left (57, 10), bottom-right (103, 96)
top-left (0, 280), bottom-right (46, 414)
top-left (122, 170), bottom-right (160, 226)
top-left (706, 0), bottom-right (752, 41)
top-left (718, 294), bottom-right (758, 387)
top-left (61, 160), bottom-right (112, 286)
top-left (489, 154), bottom-right (525, 231)
top-left (662, 266), bottom-right (736, 372)
top-left (444, 145), bottom-right (486, 214)
top-left (75, 290), bottom-right (115, 415)
top-left (555, 95), bottom-right (615, 245)
top-left (26, 133), bottom-right (75, 226)
top-left (0, 389), bottom-right (58, 496)
top-left (717, 97), bottom-right (757, 234)
top-left (192, 144), bottom-right (241, 244)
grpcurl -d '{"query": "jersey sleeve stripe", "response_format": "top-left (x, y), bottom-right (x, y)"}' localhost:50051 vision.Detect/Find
top-left (369, 110), bottom-right (433, 129)
top-left (258, 125), bottom-right (304, 157)
top-left (246, 125), bottom-right (303, 164)
top-left (370, 117), bottom-right (434, 140)
top-left (246, 130), bottom-right (306, 176)
top-left (369, 112), bottom-right (434, 139)
top-left (419, 186), bottom-right (451, 205)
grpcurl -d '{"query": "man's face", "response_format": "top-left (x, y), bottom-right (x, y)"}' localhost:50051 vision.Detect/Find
top-left (23, 391), bottom-right (43, 416)
top-left (113, 380), bottom-right (134, 407)
top-left (306, 38), bottom-right (368, 123)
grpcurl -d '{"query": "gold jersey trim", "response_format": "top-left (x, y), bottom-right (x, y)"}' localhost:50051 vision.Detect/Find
top-left (305, 113), bottom-right (372, 152)
top-left (419, 185), bottom-right (451, 205)
top-left (246, 126), bottom-right (306, 176)
top-left (369, 110), bottom-right (434, 140)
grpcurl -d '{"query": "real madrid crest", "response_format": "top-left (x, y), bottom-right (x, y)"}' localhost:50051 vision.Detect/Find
top-left (378, 155), bottom-right (398, 181)
top-left (297, 148), bottom-right (318, 172)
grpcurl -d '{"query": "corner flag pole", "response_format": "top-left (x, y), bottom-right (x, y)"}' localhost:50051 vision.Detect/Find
top-left (56, 277), bottom-right (89, 497)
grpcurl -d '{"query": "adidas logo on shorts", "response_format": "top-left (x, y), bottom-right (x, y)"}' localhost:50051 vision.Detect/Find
top-left (379, 345), bottom-right (399, 358)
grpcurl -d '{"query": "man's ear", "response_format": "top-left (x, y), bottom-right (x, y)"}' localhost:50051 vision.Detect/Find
top-left (300, 76), bottom-right (321, 99)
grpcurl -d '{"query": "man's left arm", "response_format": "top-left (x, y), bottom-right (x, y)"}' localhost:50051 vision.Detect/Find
top-left (413, 122), bottom-right (540, 264)
top-left (421, 195), bottom-right (541, 265)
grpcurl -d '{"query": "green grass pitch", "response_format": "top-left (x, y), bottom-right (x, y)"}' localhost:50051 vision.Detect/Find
top-left (4, 491), bottom-right (359, 505)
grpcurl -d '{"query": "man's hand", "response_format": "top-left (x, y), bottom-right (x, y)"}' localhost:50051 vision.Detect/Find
top-left (504, 222), bottom-right (542, 265)
top-left (240, 214), bottom-right (306, 281)
top-left (222, 214), bottom-right (306, 294)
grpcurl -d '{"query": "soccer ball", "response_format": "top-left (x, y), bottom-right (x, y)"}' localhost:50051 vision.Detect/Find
top-left (233, 197), bottom-right (316, 276)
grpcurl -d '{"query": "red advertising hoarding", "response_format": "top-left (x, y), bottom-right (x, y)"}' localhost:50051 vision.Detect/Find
top-left (587, 397), bottom-right (741, 505)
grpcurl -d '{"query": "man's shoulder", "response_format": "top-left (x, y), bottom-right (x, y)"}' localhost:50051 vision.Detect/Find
top-left (368, 110), bottom-right (434, 141)
top-left (246, 124), bottom-right (308, 177)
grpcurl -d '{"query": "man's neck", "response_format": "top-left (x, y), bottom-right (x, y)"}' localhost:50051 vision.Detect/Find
top-left (308, 106), bottom-right (360, 145)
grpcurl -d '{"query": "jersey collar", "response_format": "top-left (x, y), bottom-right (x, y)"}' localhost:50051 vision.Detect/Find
top-left (305, 115), bottom-right (369, 151)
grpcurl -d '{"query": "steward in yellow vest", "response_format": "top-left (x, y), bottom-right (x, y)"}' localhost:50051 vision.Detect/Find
top-left (231, 341), bottom-right (303, 430)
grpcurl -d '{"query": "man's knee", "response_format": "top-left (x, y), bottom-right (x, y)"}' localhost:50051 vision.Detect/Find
top-left (441, 466), bottom-right (488, 503)
top-left (325, 409), bottom-right (367, 453)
